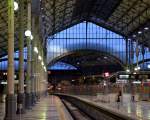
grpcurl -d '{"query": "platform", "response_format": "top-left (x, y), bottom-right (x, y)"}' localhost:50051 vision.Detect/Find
top-left (0, 95), bottom-right (72, 120)
top-left (78, 95), bottom-right (150, 120)
top-left (0, 102), bottom-right (5, 120)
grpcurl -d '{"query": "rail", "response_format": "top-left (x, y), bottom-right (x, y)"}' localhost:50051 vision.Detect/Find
top-left (55, 94), bottom-right (138, 120)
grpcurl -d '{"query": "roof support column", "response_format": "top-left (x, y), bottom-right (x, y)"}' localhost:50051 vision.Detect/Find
top-left (31, 16), bottom-right (36, 105)
top-left (44, 68), bottom-right (48, 96)
top-left (4, 0), bottom-right (16, 119)
top-left (37, 42), bottom-right (44, 98)
top-left (37, 44), bottom-right (41, 100)
top-left (31, 15), bottom-right (39, 102)
top-left (31, 36), bottom-right (35, 106)
top-left (126, 38), bottom-right (128, 65)
top-left (41, 50), bottom-right (46, 96)
top-left (16, 0), bottom-right (25, 114)
top-left (43, 52), bottom-right (47, 97)
top-left (34, 37), bottom-right (38, 101)
top-left (125, 37), bottom-right (130, 71)
top-left (25, 0), bottom-right (32, 109)
top-left (37, 61), bottom-right (40, 100)
top-left (39, 44), bottom-right (43, 99)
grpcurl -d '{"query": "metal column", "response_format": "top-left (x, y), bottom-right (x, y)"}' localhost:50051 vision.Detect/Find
top-left (31, 16), bottom-right (36, 105)
top-left (4, 0), bottom-right (16, 119)
top-left (16, 0), bottom-right (25, 114)
top-left (25, 0), bottom-right (32, 109)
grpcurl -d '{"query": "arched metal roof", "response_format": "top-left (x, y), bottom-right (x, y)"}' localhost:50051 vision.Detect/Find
top-left (0, 0), bottom-right (149, 62)
top-left (47, 22), bottom-right (150, 66)
top-left (0, 0), bottom-right (27, 57)
top-left (42, 0), bottom-right (150, 48)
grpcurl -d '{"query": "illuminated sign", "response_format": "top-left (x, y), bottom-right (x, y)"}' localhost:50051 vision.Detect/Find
top-left (104, 72), bottom-right (109, 77)
top-left (119, 75), bottom-right (129, 79)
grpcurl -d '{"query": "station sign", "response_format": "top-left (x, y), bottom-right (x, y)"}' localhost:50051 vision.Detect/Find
top-left (118, 73), bottom-right (150, 79)
top-left (119, 75), bottom-right (129, 79)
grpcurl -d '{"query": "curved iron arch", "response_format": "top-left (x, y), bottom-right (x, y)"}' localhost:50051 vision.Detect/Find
top-left (48, 49), bottom-right (126, 69)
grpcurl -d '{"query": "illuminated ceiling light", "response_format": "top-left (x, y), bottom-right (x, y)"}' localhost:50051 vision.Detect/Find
top-left (14, 1), bottom-right (18, 11)
top-left (128, 38), bottom-right (131, 41)
top-left (147, 64), bottom-right (150, 69)
top-left (34, 47), bottom-right (38, 54)
top-left (3, 72), bottom-right (8, 75)
top-left (14, 75), bottom-right (17, 79)
top-left (133, 72), bottom-right (136, 75)
top-left (137, 66), bottom-right (141, 70)
top-left (133, 34), bottom-right (136, 38)
top-left (38, 55), bottom-right (42, 60)
top-left (41, 61), bottom-right (44, 66)
top-left (30, 35), bottom-right (33, 40)
top-left (1, 82), bottom-right (7, 85)
top-left (103, 81), bottom-right (106, 86)
top-left (44, 66), bottom-right (47, 72)
top-left (134, 67), bottom-right (138, 71)
top-left (138, 31), bottom-right (142, 34)
top-left (126, 69), bottom-right (130, 73)
top-left (25, 30), bottom-right (31, 37)
top-left (144, 27), bottom-right (149, 30)
top-left (104, 56), bottom-right (108, 59)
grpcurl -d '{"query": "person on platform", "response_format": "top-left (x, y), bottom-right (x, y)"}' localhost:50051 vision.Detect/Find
top-left (117, 90), bottom-right (122, 102)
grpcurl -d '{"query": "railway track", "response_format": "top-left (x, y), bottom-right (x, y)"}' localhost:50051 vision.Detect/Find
top-left (62, 99), bottom-right (93, 120)
top-left (56, 94), bottom-right (137, 120)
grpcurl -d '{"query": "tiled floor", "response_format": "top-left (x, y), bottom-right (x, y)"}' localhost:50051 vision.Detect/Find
top-left (2, 94), bottom-right (150, 120)
top-left (0, 95), bottom-right (71, 120)
top-left (19, 96), bottom-right (61, 120)
top-left (79, 95), bottom-right (150, 120)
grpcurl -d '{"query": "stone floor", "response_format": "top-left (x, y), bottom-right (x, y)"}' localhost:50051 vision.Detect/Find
top-left (0, 95), bottom-right (72, 120)
top-left (2, 94), bottom-right (150, 120)
top-left (79, 95), bottom-right (150, 120)
top-left (0, 102), bottom-right (5, 120)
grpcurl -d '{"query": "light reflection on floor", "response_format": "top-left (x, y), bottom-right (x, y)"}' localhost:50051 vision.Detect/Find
top-left (78, 95), bottom-right (150, 120)
top-left (108, 101), bottom-right (150, 120)
top-left (41, 112), bottom-right (47, 120)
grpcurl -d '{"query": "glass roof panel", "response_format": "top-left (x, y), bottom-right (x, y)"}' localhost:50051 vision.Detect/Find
top-left (47, 22), bottom-right (150, 70)
top-left (49, 62), bottom-right (77, 70)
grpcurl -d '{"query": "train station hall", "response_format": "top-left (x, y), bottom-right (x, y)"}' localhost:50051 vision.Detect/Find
top-left (0, 0), bottom-right (150, 120)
